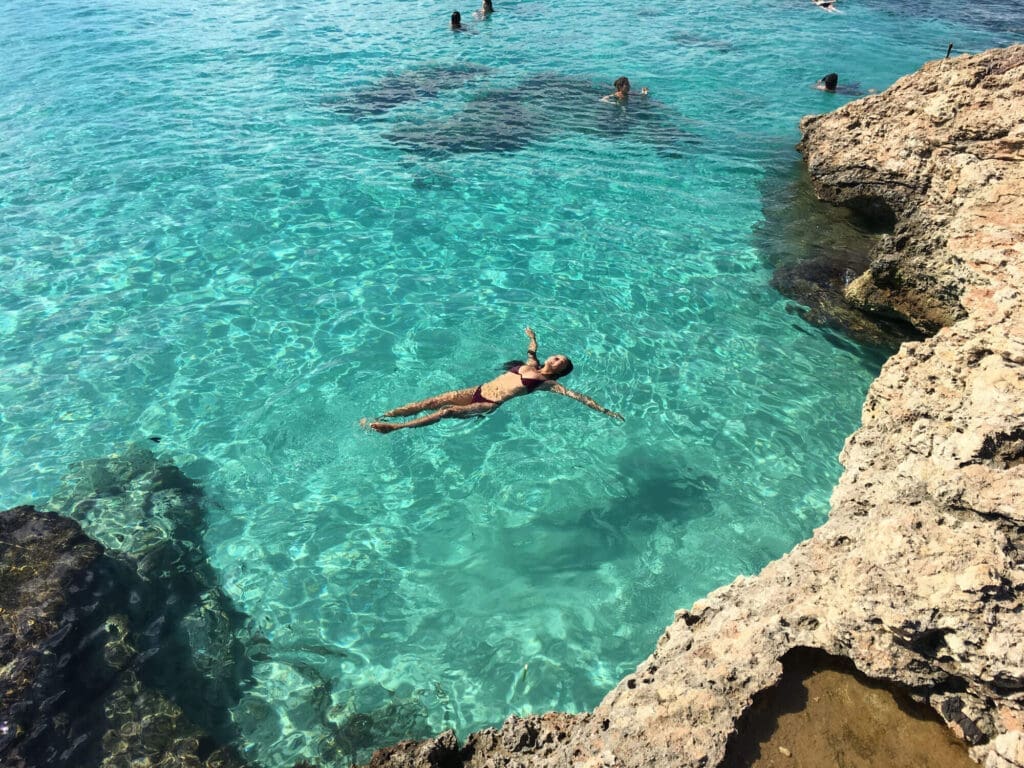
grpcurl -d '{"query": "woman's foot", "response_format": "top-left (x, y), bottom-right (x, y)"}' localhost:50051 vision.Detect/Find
top-left (370, 421), bottom-right (398, 433)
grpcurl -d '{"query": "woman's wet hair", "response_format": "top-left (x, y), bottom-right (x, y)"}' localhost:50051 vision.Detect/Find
top-left (821, 72), bottom-right (838, 91)
top-left (614, 76), bottom-right (630, 92)
top-left (451, 10), bottom-right (462, 26)
top-left (482, 0), bottom-right (494, 11)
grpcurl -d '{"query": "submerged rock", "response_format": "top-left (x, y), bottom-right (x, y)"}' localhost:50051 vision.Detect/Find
top-left (359, 44), bottom-right (1024, 768)
top-left (48, 444), bottom-right (251, 742)
top-left (1, 446), bottom-right (253, 768)
top-left (757, 160), bottom-right (920, 349)
top-left (383, 73), bottom-right (698, 158)
top-left (324, 64), bottom-right (489, 119)
top-left (0, 505), bottom-right (247, 768)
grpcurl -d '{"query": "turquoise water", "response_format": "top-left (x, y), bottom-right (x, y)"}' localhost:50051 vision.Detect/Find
top-left (1, 0), bottom-right (1019, 763)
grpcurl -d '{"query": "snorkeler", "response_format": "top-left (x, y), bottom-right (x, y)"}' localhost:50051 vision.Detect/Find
top-left (602, 76), bottom-right (649, 102)
top-left (364, 327), bottom-right (624, 433)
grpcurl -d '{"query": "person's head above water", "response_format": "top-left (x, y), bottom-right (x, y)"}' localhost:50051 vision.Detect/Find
top-left (451, 10), bottom-right (462, 28)
top-left (819, 72), bottom-right (838, 91)
top-left (481, 0), bottom-right (494, 13)
top-left (613, 76), bottom-right (631, 97)
top-left (540, 354), bottom-right (574, 379)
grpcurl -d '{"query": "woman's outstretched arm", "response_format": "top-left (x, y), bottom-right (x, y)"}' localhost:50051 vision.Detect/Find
top-left (547, 383), bottom-right (624, 421)
top-left (524, 327), bottom-right (539, 364)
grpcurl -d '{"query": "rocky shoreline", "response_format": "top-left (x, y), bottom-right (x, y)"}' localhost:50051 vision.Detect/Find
top-left (360, 44), bottom-right (1024, 768)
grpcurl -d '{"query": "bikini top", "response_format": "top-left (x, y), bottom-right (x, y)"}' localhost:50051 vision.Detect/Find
top-left (515, 366), bottom-right (547, 392)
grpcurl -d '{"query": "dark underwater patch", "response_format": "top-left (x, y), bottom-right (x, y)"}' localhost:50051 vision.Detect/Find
top-left (324, 63), bottom-right (489, 120)
top-left (755, 157), bottom-right (921, 353)
top-left (671, 31), bottom-right (734, 51)
top-left (0, 445), bottom-right (255, 768)
top-left (383, 72), bottom-right (700, 158)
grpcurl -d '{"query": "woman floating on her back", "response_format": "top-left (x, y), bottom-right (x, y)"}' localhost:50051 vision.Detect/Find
top-left (364, 327), bottom-right (624, 433)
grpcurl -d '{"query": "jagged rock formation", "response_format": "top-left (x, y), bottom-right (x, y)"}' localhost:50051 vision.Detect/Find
top-left (0, 446), bottom-right (253, 768)
top-left (798, 45), bottom-right (1024, 336)
top-left (0, 505), bottom-right (247, 768)
top-left (361, 44), bottom-right (1024, 768)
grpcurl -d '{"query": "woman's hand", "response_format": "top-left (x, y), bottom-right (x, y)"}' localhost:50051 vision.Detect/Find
top-left (524, 327), bottom-right (537, 342)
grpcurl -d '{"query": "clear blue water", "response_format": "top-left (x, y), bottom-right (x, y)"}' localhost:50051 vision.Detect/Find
top-left (1, 0), bottom-right (1019, 763)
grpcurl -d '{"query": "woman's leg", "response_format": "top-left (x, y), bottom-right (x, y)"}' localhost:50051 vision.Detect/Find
top-left (382, 387), bottom-right (477, 418)
top-left (371, 402), bottom-right (495, 433)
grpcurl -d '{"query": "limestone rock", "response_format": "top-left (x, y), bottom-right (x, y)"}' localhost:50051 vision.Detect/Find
top-left (796, 44), bottom-right (1024, 334)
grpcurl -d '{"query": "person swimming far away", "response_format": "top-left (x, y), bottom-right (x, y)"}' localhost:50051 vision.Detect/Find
top-left (451, 10), bottom-right (464, 29)
top-left (475, 0), bottom-right (494, 18)
top-left (602, 76), bottom-right (649, 102)
top-left (816, 72), bottom-right (839, 91)
top-left (363, 327), bottom-right (624, 433)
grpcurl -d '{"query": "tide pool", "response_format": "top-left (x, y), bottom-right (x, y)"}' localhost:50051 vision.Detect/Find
top-left (0, 0), bottom-right (1019, 764)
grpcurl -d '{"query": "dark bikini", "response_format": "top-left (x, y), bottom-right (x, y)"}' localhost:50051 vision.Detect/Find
top-left (470, 386), bottom-right (497, 404)
top-left (515, 366), bottom-right (547, 392)
top-left (471, 366), bottom-right (545, 404)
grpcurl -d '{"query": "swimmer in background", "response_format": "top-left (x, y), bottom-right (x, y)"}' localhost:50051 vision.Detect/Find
top-left (814, 0), bottom-right (840, 12)
top-left (363, 327), bottom-right (624, 433)
top-left (816, 72), bottom-right (839, 92)
top-left (451, 11), bottom-right (464, 29)
top-left (814, 72), bottom-right (867, 95)
top-left (601, 76), bottom-right (649, 103)
top-left (474, 0), bottom-right (494, 19)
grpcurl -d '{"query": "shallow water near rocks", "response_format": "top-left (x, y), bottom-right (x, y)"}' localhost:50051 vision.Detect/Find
top-left (1, 0), bottom-right (1019, 764)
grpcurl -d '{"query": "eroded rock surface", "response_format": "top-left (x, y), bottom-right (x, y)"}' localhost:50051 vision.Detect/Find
top-left (0, 505), bottom-right (247, 768)
top-left (362, 44), bottom-right (1024, 768)
top-left (1, 446), bottom-right (254, 768)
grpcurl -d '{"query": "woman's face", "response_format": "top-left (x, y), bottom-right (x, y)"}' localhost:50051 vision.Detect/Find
top-left (545, 355), bottom-right (568, 373)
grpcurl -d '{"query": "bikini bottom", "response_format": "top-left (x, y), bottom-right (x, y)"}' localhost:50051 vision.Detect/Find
top-left (471, 386), bottom-right (498, 405)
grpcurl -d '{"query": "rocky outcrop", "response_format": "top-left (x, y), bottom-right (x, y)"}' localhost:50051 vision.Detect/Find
top-left (797, 45), bottom-right (1024, 336)
top-left (0, 505), bottom-right (247, 768)
top-left (0, 446), bottom-right (253, 768)
top-left (362, 45), bottom-right (1024, 768)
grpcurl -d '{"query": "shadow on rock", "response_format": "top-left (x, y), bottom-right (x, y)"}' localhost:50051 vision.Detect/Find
top-left (722, 647), bottom-right (976, 768)
top-left (756, 158), bottom-right (923, 351)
